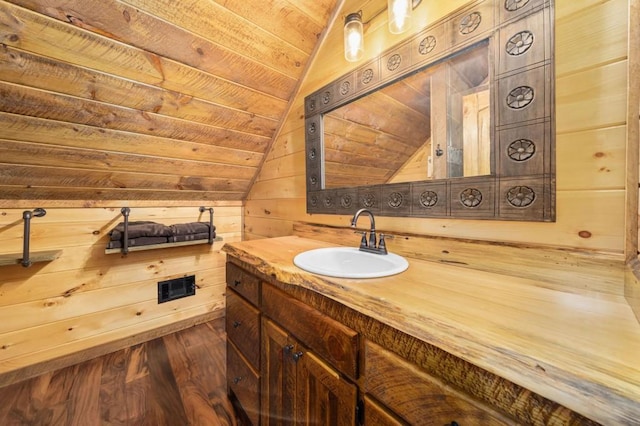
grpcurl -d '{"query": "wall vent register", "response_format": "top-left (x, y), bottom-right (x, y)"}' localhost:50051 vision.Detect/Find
top-left (158, 275), bottom-right (196, 304)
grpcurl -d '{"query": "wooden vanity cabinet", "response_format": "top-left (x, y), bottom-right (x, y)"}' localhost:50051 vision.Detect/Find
top-left (363, 395), bottom-right (408, 426)
top-left (225, 260), bottom-right (595, 426)
top-left (262, 318), bottom-right (357, 425)
top-left (261, 282), bottom-right (358, 425)
top-left (226, 263), bottom-right (359, 425)
top-left (226, 262), bottom-right (262, 425)
top-left (363, 340), bottom-right (513, 425)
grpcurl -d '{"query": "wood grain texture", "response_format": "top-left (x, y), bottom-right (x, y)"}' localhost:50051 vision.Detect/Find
top-left (296, 349), bottom-right (357, 426)
top-left (245, 0), bottom-right (631, 254)
top-left (0, 318), bottom-right (237, 425)
top-left (222, 236), bottom-right (640, 425)
top-left (226, 291), bottom-right (260, 370)
top-left (363, 396), bottom-right (405, 426)
top-left (227, 340), bottom-right (260, 426)
top-left (262, 282), bottom-right (358, 380)
top-left (293, 222), bottom-right (625, 298)
top-left (364, 340), bottom-right (514, 425)
top-left (0, 206), bottom-right (240, 378)
top-left (625, 0), bottom-right (640, 318)
top-left (0, 0), bottom-right (338, 201)
top-left (626, 260), bottom-right (640, 323)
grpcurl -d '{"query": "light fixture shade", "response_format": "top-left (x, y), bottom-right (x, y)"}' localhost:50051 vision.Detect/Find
top-left (388, 0), bottom-right (412, 34)
top-left (344, 12), bottom-right (364, 62)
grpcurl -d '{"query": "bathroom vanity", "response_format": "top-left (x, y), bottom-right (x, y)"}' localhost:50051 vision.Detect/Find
top-left (222, 235), bottom-right (640, 425)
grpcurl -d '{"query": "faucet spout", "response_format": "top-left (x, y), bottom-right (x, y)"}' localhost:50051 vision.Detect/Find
top-left (350, 209), bottom-right (386, 254)
top-left (350, 208), bottom-right (375, 231)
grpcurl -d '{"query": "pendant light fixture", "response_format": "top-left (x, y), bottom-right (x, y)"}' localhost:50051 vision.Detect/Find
top-left (344, 12), bottom-right (364, 62)
top-left (343, 1), bottom-right (421, 62)
top-left (388, 0), bottom-right (412, 34)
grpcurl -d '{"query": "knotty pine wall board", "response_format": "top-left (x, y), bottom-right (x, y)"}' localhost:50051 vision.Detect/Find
top-left (0, 206), bottom-right (241, 377)
top-left (245, 0), bottom-right (630, 255)
top-left (0, 0), bottom-right (338, 202)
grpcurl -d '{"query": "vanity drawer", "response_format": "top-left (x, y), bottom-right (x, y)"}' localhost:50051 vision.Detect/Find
top-left (226, 290), bottom-right (260, 370)
top-left (227, 340), bottom-right (260, 426)
top-left (226, 262), bottom-right (260, 306)
top-left (261, 283), bottom-right (358, 380)
top-left (364, 340), bottom-right (513, 425)
top-left (364, 395), bottom-right (406, 426)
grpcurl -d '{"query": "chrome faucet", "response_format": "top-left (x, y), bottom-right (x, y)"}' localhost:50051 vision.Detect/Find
top-left (350, 208), bottom-right (387, 255)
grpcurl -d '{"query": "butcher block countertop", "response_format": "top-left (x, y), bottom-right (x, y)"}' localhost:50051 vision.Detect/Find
top-left (222, 236), bottom-right (640, 425)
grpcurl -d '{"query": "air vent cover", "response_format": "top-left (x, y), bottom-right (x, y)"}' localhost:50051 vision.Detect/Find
top-left (158, 275), bottom-right (196, 304)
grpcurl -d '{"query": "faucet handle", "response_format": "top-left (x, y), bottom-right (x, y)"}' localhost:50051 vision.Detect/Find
top-left (378, 233), bottom-right (388, 254)
top-left (355, 231), bottom-right (368, 248)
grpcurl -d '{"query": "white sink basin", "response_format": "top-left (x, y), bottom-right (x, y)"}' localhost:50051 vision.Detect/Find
top-left (293, 247), bottom-right (408, 279)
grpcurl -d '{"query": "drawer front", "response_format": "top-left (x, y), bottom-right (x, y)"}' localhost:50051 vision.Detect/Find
top-left (364, 396), bottom-right (407, 426)
top-left (226, 290), bottom-right (260, 370)
top-left (364, 340), bottom-right (513, 426)
top-left (261, 283), bottom-right (358, 380)
top-left (227, 340), bottom-right (260, 426)
top-left (226, 262), bottom-right (260, 306)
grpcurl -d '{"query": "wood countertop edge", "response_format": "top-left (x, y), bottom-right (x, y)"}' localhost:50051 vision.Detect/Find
top-left (222, 238), bottom-right (640, 425)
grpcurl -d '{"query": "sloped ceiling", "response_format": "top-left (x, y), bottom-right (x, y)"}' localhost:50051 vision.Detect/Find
top-left (0, 0), bottom-right (338, 202)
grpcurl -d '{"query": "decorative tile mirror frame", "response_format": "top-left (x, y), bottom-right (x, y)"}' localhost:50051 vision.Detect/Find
top-left (304, 0), bottom-right (554, 221)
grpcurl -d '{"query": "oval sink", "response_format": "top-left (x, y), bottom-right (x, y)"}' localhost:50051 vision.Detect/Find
top-left (293, 247), bottom-right (408, 279)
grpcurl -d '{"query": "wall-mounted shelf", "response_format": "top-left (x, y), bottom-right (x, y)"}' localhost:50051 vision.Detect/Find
top-left (0, 250), bottom-right (63, 267)
top-left (0, 208), bottom-right (60, 268)
top-left (104, 237), bottom-right (222, 255)
top-left (105, 207), bottom-right (220, 255)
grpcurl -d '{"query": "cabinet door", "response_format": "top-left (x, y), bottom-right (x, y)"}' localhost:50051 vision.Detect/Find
top-left (262, 319), bottom-right (297, 425)
top-left (261, 283), bottom-right (358, 380)
top-left (296, 350), bottom-right (357, 426)
top-left (262, 318), bottom-right (358, 426)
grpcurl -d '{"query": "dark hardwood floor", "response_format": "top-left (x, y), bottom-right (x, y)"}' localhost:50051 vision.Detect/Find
top-left (0, 318), bottom-right (238, 426)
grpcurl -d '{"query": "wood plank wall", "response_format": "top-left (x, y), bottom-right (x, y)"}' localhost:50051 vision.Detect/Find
top-left (0, 0), bottom-right (336, 382)
top-left (0, 0), bottom-right (337, 202)
top-left (246, 0), bottom-right (630, 255)
top-left (625, 0), bottom-right (640, 321)
top-left (0, 204), bottom-right (241, 383)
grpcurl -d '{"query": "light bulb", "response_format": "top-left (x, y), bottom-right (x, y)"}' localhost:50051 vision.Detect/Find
top-left (344, 13), bottom-right (364, 62)
top-left (388, 0), bottom-right (412, 34)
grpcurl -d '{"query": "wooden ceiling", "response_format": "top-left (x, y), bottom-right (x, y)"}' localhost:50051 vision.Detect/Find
top-left (0, 0), bottom-right (338, 202)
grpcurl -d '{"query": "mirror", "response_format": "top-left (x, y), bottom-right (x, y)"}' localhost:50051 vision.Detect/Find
top-left (305, 0), bottom-right (555, 221)
top-left (322, 40), bottom-right (490, 189)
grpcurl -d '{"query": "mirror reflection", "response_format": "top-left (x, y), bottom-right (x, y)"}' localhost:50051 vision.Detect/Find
top-left (322, 40), bottom-right (490, 189)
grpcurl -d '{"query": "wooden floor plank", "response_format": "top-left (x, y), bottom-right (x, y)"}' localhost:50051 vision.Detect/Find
top-left (0, 318), bottom-right (237, 425)
top-left (199, 322), bottom-right (237, 425)
top-left (67, 356), bottom-right (103, 426)
top-left (163, 331), bottom-right (223, 426)
top-left (100, 348), bottom-right (130, 424)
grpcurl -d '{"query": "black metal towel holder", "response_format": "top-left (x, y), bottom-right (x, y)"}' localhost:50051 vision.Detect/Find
top-left (22, 208), bottom-right (47, 267)
top-left (118, 207), bottom-right (214, 254)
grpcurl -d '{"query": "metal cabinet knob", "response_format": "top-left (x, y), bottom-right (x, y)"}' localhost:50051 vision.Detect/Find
top-left (233, 320), bottom-right (242, 328)
top-left (292, 351), bottom-right (304, 362)
top-left (234, 279), bottom-right (241, 286)
top-left (233, 376), bottom-right (243, 385)
top-left (283, 344), bottom-right (294, 353)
